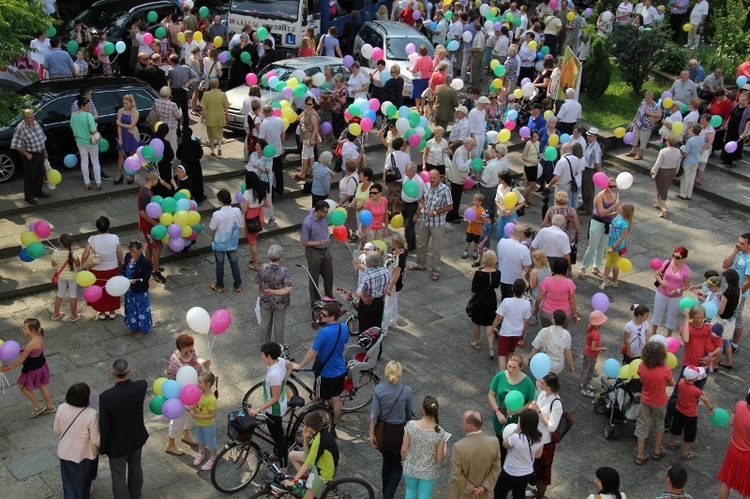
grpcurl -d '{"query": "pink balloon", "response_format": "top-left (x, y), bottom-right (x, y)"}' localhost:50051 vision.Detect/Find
top-left (650, 258), bottom-right (663, 270)
top-left (549, 0), bottom-right (558, 8)
top-left (724, 141), bottom-right (738, 153)
top-left (33, 220), bottom-right (51, 239)
top-left (272, 108), bottom-right (281, 117)
top-left (143, 33), bottom-right (154, 45)
top-left (344, 109), bottom-right (353, 121)
top-left (408, 133), bottom-right (421, 147)
top-left (83, 285), bottom-right (103, 302)
top-left (266, 70), bottom-right (276, 79)
top-left (245, 73), bottom-right (258, 86)
top-left (372, 47), bottom-right (384, 61)
top-left (593, 172), bottom-right (609, 189)
top-left (189, 200), bottom-right (198, 210)
top-left (136, 146), bottom-right (147, 163)
top-left (369, 98), bottom-right (380, 111)
top-left (504, 120), bottom-right (516, 131)
top-left (210, 308), bottom-right (232, 335)
top-left (405, 43), bottom-right (416, 55)
top-left (180, 384), bottom-right (201, 405)
top-left (419, 170), bottom-right (430, 182)
top-left (360, 117), bottom-right (373, 132)
top-left (666, 336), bottom-right (680, 353)
top-left (463, 177), bottom-right (474, 189)
top-left (465, 207), bottom-right (477, 221)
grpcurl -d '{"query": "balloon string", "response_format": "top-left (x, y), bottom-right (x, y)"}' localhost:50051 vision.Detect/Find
top-left (207, 333), bottom-right (216, 359)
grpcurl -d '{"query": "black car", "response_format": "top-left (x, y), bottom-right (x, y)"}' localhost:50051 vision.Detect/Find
top-left (0, 77), bottom-right (159, 183)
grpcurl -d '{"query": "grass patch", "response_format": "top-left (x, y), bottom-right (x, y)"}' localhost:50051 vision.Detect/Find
top-left (580, 63), bottom-right (663, 131)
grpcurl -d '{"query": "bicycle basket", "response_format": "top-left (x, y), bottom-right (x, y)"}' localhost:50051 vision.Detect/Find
top-left (227, 411), bottom-right (260, 442)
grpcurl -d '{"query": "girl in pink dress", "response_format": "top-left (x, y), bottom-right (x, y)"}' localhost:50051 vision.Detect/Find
top-left (3, 318), bottom-right (55, 418)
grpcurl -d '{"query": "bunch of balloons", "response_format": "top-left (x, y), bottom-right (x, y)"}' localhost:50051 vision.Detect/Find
top-left (186, 306), bottom-right (233, 336)
top-left (19, 220), bottom-right (52, 262)
top-left (144, 190), bottom-right (203, 253)
top-left (150, 365), bottom-right (201, 419)
top-left (122, 135), bottom-right (169, 178)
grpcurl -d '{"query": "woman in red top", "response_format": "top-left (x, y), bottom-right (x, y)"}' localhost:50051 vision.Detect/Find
top-left (707, 89), bottom-right (733, 152)
top-left (635, 342), bottom-right (675, 465)
top-left (361, 182), bottom-right (388, 246)
top-left (718, 391), bottom-right (750, 498)
top-left (408, 45), bottom-right (434, 116)
top-left (398, 0), bottom-right (416, 25)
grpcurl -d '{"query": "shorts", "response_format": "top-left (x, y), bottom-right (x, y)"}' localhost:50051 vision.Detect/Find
top-left (56, 278), bottom-right (78, 299)
top-left (670, 409), bottom-right (697, 443)
top-left (635, 402), bottom-right (666, 438)
top-left (605, 250), bottom-right (620, 268)
top-left (524, 164), bottom-right (538, 183)
top-left (206, 125), bottom-right (224, 141)
top-left (195, 423), bottom-right (218, 451)
top-left (315, 373), bottom-right (345, 400)
top-left (465, 233), bottom-right (480, 244)
top-left (302, 143), bottom-right (315, 160)
top-left (301, 463), bottom-right (327, 494)
top-left (143, 232), bottom-right (163, 249)
top-left (497, 335), bottom-right (521, 356)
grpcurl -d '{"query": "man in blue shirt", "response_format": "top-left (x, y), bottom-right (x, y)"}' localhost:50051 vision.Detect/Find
top-left (301, 200), bottom-right (334, 306)
top-left (527, 104), bottom-right (546, 132)
top-left (44, 37), bottom-right (75, 79)
top-left (722, 233), bottom-right (750, 353)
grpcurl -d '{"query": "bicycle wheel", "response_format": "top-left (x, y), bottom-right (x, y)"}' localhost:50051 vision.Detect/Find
top-left (210, 441), bottom-right (261, 493)
top-left (290, 403), bottom-right (335, 447)
top-left (346, 314), bottom-right (358, 335)
top-left (243, 381), bottom-right (300, 411)
top-left (320, 477), bottom-right (375, 499)
top-left (340, 370), bottom-right (378, 412)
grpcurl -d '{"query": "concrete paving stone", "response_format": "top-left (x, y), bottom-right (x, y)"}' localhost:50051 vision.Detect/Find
top-left (0, 464), bottom-right (54, 497)
top-left (38, 467), bottom-right (63, 497)
top-left (5, 445), bottom-right (59, 478)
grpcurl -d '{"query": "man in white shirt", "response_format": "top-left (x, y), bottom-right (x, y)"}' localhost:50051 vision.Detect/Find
top-left (180, 32), bottom-right (200, 63)
top-left (208, 189), bottom-right (243, 292)
top-left (469, 23), bottom-right (485, 85)
top-left (532, 214), bottom-right (571, 269)
top-left (446, 138), bottom-right (476, 223)
top-left (449, 106), bottom-right (471, 148)
top-left (641, 0), bottom-right (659, 27)
top-left (468, 97), bottom-right (489, 151)
top-left (556, 88), bottom-right (581, 135)
top-left (258, 105), bottom-right (286, 195)
top-left (686, 0), bottom-right (709, 49)
top-left (448, 14), bottom-right (465, 75)
top-left (547, 143), bottom-right (578, 200)
top-left (497, 224), bottom-right (532, 300)
top-left (433, 11), bottom-right (448, 46)
top-left (401, 162), bottom-right (425, 252)
top-left (385, 137), bottom-right (410, 217)
top-left (492, 29), bottom-right (510, 64)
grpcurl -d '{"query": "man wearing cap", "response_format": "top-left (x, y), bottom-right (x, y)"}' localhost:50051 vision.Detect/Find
top-left (669, 71), bottom-right (698, 105)
top-left (449, 106), bottom-right (471, 151)
top-left (556, 88), bottom-right (582, 135)
top-left (446, 138), bottom-right (477, 223)
top-left (532, 214), bottom-right (571, 269)
top-left (698, 67), bottom-right (726, 100)
top-left (469, 97), bottom-right (489, 151)
top-left (433, 74), bottom-right (459, 131)
top-left (578, 127), bottom-right (601, 215)
top-left (401, 163), bottom-right (425, 252)
top-left (722, 233), bottom-right (750, 354)
top-left (527, 104), bottom-right (546, 133)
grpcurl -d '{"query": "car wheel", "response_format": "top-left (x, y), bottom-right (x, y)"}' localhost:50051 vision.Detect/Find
top-left (0, 150), bottom-right (18, 183)
top-left (139, 128), bottom-right (153, 144)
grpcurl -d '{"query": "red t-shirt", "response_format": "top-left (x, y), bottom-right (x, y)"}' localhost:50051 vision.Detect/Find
top-left (138, 186), bottom-right (155, 232)
top-left (583, 325), bottom-right (600, 357)
top-left (731, 400), bottom-right (750, 452)
top-left (707, 334), bottom-right (723, 355)
top-left (675, 378), bottom-right (702, 417)
top-left (638, 363), bottom-right (673, 406)
top-left (683, 322), bottom-right (712, 366)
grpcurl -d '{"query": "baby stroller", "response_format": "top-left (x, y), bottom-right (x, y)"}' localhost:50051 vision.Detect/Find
top-left (593, 375), bottom-right (642, 440)
top-left (295, 264), bottom-right (358, 333)
top-left (515, 86), bottom-right (541, 127)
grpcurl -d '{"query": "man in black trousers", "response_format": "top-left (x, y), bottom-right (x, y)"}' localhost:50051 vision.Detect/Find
top-left (99, 359), bottom-right (149, 499)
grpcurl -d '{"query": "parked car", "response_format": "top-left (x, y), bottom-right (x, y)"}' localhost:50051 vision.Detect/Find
top-left (0, 77), bottom-right (159, 183)
top-left (225, 56), bottom-right (370, 131)
top-left (354, 21), bottom-right (436, 98)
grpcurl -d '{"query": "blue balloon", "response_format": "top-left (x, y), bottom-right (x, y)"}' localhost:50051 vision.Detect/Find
top-left (63, 154), bottom-right (78, 168)
top-left (530, 353), bottom-right (552, 378)
top-left (560, 133), bottom-right (571, 143)
top-left (447, 40), bottom-right (460, 52)
top-left (19, 248), bottom-right (33, 262)
top-left (124, 166), bottom-right (137, 176)
top-left (418, 116), bottom-right (429, 128)
top-left (176, 198), bottom-right (190, 212)
top-left (161, 379), bottom-right (181, 400)
top-left (507, 109), bottom-right (518, 121)
top-left (398, 106), bottom-right (410, 119)
top-left (537, 51), bottom-right (543, 60)
top-left (430, 22), bottom-right (438, 30)
top-left (363, 110), bottom-right (377, 122)
top-left (115, 40), bottom-right (126, 54)
top-left (358, 209), bottom-right (373, 226)
top-left (702, 301), bottom-right (718, 320)
top-left (603, 358), bottom-right (621, 379)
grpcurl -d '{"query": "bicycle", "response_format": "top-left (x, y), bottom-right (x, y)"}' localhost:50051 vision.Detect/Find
top-left (242, 345), bottom-right (379, 416)
top-left (249, 465), bottom-right (374, 499)
top-left (210, 403), bottom-right (334, 494)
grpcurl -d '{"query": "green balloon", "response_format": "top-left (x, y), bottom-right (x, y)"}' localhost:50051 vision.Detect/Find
top-left (403, 180), bottom-right (419, 198)
top-left (199, 6), bottom-right (210, 18)
top-left (544, 146), bottom-right (557, 161)
top-left (193, 223), bottom-right (203, 234)
top-left (408, 113), bottom-right (420, 127)
top-left (445, 11), bottom-right (453, 21)
top-left (386, 104), bottom-right (397, 118)
top-left (514, 17), bottom-right (521, 27)
top-left (293, 84), bottom-right (307, 98)
top-left (471, 157), bottom-right (484, 172)
top-left (418, 138), bottom-right (427, 150)
top-left (103, 42), bottom-right (115, 55)
top-left (150, 396), bottom-right (166, 415)
top-left (679, 296), bottom-right (698, 310)
top-left (240, 182), bottom-right (246, 192)
top-left (423, 127), bottom-right (432, 140)
top-left (681, 103), bottom-right (689, 113)
top-left (404, 129), bottom-right (415, 140)
top-left (147, 11), bottom-right (158, 23)
top-left (155, 27), bottom-right (167, 39)
top-left (46, 26), bottom-right (56, 37)
top-left (151, 195), bottom-right (164, 205)
top-left (174, 191), bottom-right (187, 201)
top-left (240, 51), bottom-right (251, 64)
top-left (505, 13), bottom-right (514, 21)
top-left (489, 83), bottom-right (499, 93)
top-left (541, 46), bottom-right (550, 55)
top-left (271, 101), bottom-right (282, 109)
top-left (98, 138), bottom-right (109, 153)
top-left (67, 40), bottom-right (79, 55)
top-left (505, 390), bottom-right (524, 412)
top-left (27, 242), bottom-right (45, 259)
top-left (263, 144), bottom-right (277, 158)
top-left (330, 210), bottom-right (346, 226)
top-left (141, 146), bottom-right (156, 161)
top-left (151, 224), bottom-right (168, 240)
top-left (161, 197), bottom-right (177, 214)
top-left (348, 103), bottom-right (361, 116)
top-left (257, 27), bottom-right (268, 40)
top-left (275, 81), bottom-right (286, 92)
top-left (494, 65), bottom-right (506, 77)
top-left (261, 74), bottom-right (269, 87)
top-left (710, 115), bottom-right (723, 128)
top-left (710, 408), bottom-right (730, 427)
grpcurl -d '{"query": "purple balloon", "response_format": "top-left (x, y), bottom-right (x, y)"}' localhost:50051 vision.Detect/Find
top-left (412, 10), bottom-right (421, 20)
top-left (161, 398), bottom-right (184, 419)
top-left (519, 126), bottom-right (531, 139)
top-left (661, 91), bottom-right (673, 100)
top-left (218, 51), bottom-right (229, 63)
top-left (125, 155), bottom-right (142, 172)
top-left (623, 132), bottom-right (635, 145)
top-left (235, 191), bottom-right (244, 204)
top-left (343, 55), bottom-right (354, 68)
top-left (494, 22), bottom-right (504, 31)
top-left (168, 223), bottom-right (183, 238)
top-left (504, 222), bottom-right (515, 238)
top-left (320, 122), bottom-right (333, 135)
top-left (169, 237), bottom-right (186, 252)
top-left (521, 78), bottom-right (531, 87)
top-left (724, 141), bottom-right (738, 153)
top-left (592, 292), bottom-right (610, 313)
top-left (465, 207), bottom-right (477, 221)
top-left (150, 138), bottom-right (165, 157)
top-left (310, 87), bottom-right (320, 98)
top-left (0, 340), bottom-right (21, 362)
top-left (146, 202), bottom-right (162, 219)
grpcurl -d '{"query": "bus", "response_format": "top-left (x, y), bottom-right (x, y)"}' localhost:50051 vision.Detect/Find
top-left (227, 0), bottom-right (391, 57)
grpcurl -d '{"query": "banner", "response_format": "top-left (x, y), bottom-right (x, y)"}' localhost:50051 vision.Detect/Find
top-left (555, 46), bottom-right (582, 102)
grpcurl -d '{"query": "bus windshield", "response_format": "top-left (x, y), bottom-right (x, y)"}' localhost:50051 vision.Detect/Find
top-left (230, 0), bottom-right (299, 21)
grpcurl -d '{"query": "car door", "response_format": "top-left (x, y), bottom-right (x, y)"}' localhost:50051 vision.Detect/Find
top-left (36, 95), bottom-right (78, 161)
top-left (91, 90), bottom-right (123, 154)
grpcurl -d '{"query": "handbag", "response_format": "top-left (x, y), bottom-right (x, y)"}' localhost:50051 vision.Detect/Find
top-left (654, 259), bottom-right (670, 288)
top-left (373, 383), bottom-right (405, 451)
top-left (51, 258), bottom-right (68, 285)
top-left (199, 61), bottom-right (217, 91)
top-left (466, 272), bottom-right (493, 317)
top-left (245, 216), bottom-right (262, 234)
top-left (549, 398), bottom-right (574, 443)
top-left (146, 104), bottom-right (159, 127)
top-left (82, 238), bottom-right (101, 270)
top-left (384, 153), bottom-right (402, 183)
top-left (312, 325), bottom-right (342, 376)
top-left (90, 130), bottom-right (102, 144)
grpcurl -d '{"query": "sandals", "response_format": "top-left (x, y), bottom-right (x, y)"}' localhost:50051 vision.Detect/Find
top-left (592, 268), bottom-right (603, 278)
top-left (235, 287), bottom-right (243, 293)
top-left (431, 273), bottom-right (441, 281)
top-left (578, 270), bottom-right (586, 280)
top-left (634, 455), bottom-right (649, 466)
top-left (682, 451), bottom-right (698, 460)
top-left (667, 442), bottom-right (681, 450)
top-left (209, 284), bottom-right (224, 293)
top-left (51, 312), bottom-right (67, 321)
top-left (70, 313), bottom-right (84, 322)
top-left (469, 341), bottom-right (481, 350)
top-left (660, 211), bottom-right (668, 219)
top-left (651, 448), bottom-right (666, 460)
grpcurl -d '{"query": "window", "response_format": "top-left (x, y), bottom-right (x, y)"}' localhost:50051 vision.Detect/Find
top-left (92, 91), bottom-right (122, 118)
top-left (37, 96), bottom-right (77, 125)
top-left (358, 25), bottom-right (382, 49)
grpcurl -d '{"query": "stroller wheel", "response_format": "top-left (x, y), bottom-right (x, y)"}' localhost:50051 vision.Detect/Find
top-left (594, 400), bottom-right (607, 415)
top-left (604, 425), bottom-right (613, 440)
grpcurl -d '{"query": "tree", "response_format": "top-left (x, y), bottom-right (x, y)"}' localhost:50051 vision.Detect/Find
top-left (609, 24), bottom-right (670, 93)
top-left (707, 0), bottom-right (750, 74)
top-left (581, 37), bottom-right (611, 100)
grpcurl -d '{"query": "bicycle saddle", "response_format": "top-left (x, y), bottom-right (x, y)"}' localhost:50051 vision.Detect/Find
top-left (288, 395), bottom-right (305, 408)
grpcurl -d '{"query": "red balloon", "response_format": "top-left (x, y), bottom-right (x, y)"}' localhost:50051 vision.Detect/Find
top-left (333, 226), bottom-right (348, 242)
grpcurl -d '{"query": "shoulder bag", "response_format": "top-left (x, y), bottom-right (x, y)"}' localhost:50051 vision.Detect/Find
top-left (200, 60), bottom-right (217, 91)
top-left (384, 153), bottom-right (402, 183)
top-left (60, 407), bottom-right (87, 440)
top-left (565, 157), bottom-right (578, 193)
top-left (549, 397), bottom-right (574, 443)
top-left (146, 104), bottom-right (159, 127)
top-left (246, 216), bottom-right (262, 234)
top-left (51, 258), bottom-right (68, 285)
top-left (82, 237), bottom-right (101, 270)
top-left (312, 324), bottom-right (342, 376)
top-left (373, 383), bottom-right (405, 452)
top-left (466, 272), bottom-right (493, 317)
top-left (653, 259), bottom-right (670, 288)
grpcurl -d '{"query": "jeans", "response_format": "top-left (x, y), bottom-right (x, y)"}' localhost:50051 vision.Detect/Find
top-left (195, 423), bottom-right (218, 451)
top-left (665, 368), bottom-right (708, 428)
top-left (580, 219), bottom-right (607, 271)
top-left (109, 447), bottom-right (144, 499)
top-left (60, 457), bottom-right (98, 499)
top-left (496, 214), bottom-right (519, 243)
top-left (494, 469), bottom-right (535, 499)
top-left (214, 250), bottom-right (242, 289)
top-left (381, 451), bottom-right (403, 499)
top-left (404, 474), bottom-right (437, 499)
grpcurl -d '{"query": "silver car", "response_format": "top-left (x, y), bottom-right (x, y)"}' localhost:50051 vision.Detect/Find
top-left (353, 21), bottom-right (436, 98)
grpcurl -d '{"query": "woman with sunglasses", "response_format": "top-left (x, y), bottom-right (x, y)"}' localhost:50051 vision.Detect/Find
top-left (361, 183), bottom-right (389, 245)
top-left (578, 177), bottom-right (620, 281)
top-left (652, 246), bottom-right (691, 338)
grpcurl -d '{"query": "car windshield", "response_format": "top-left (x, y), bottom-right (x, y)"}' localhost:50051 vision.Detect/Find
top-left (386, 38), bottom-right (435, 60)
top-left (257, 65), bottom-right (296, 81)
top-left (230, 0), bottom-right (299, 21)
top-left (68, 8), bottom-right (131, 34)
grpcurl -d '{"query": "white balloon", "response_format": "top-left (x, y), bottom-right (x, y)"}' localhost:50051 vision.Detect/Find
top-left (537, 163), bottom-right (543, 178)
top-left (462, 31), bottom-right (472, 43)
top-left (380, 100), bottom-right (393, 114)
top-left (408, 52), bottom-right (419, 62)
top-left (361, 43), bottom-right (374, 59)
top-left (396, 117), bottom-right (411, 133)
top-left (535, 60), bottom-right (544, 72)
top-left (176, 365), bottom-right (199, 387)
top-left (184, 0), bottom-right (194, 9)
top-left (487, 130), bottom-right (499, 144)
top-left (292, 69), bottom-right (306, 82)
top-left (105, 276), bottom-right (130, 297)
top-left (450, 78), bottom-right (464, 90)
top-left (502, 423), bottom-right (518, 440)
top-left (485, 20), bottom-right (494, 32)
top-left (312, 72), bottom-right (325, 87)
top-left (415, 126), bottom-right (426, 137)
top-left (480, 4), bottom-right (491, 17)
top-left (325, 199), bottom-right (338, 211)
top-left (522, 82), bottom-right (535, 98)
top-left (186, 307), bottom-right (211, 334)
top-left (616, 171), bottom-right (634, 190)
top-left (649, 334), bottom-right (668, 348)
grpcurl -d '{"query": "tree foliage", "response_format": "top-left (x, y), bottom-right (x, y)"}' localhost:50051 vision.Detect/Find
top-left (707, 0), bottom-right (750, 74)
top-left (0, 0), bottom-right (54, 68)
top-left (582, 37), bottom-right (611, 100)
top-left (609, 24), bottom-right (670, 94)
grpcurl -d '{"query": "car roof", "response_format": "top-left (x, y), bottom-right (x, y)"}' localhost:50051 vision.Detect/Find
top-left (270, 56), bottom-right (345, 69)
top-left (18, 77), bottom-right (154, 100)
top-left (90, 0), bottom-right (180, 8)
top-left (363, 21), bottom-right (425, 39)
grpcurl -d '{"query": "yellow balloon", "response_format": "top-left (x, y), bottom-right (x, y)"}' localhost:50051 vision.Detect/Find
top-left (629, 358), bottom-right (643, 377)
top-left (177, 32), bottom-right (186, 43)
top-left (281, 108), bottom-right (297, 123)
top-left (153, 377), bottom-right (168, 396)
top-left (613, 127), bottom-right (626, 138)
top-left (178, 188), bottom-right (191, 200)
top-left (503, 191), bottom-right (518, 209)
top-left (528, 40), bottom-right (537, 50)
top-left (349, 123), bottom-right (362, 136)
top-left (492, 78), bottom-right (504, 89)
top-left (287, 77), bottom-right (299, 88)
top-left (280, 100), bottom-right (292, 108)
top-left (47, 169), bottom-right (62, 185)
top-left (282, 118), bottom-right (290, 130)
top-left (76, 270), bottom-right (96, 287)
top-left (213, 36), bottom-right (222, 48)
top-left (567, 11), bottom-right (575, 21)
top-left (663, 97), bottom-right (673, 109)
top-left (619, 257), bottom-right (633, 273)
top-left (21, 231), bottom-right (41, 246)
top-left (682, 23), bottom-right (693, 32)
top-left (372, 240), bottom-right (387, 252)
top-left (181, 224), bottom-right (193, 238)
top-left (548, 133), bottom-right (560, 146)
top-left (490, 7), bottom-right (498, 16)
top-left (161, 235), bottom-right (170, 243)
top-left (193, 31), bottom-right (203, 42)
top-left (498, 129), bottom-right (511, 143)
top-left (619, 365), bottom-right (630, 378)
top-left (187, 211), bottom-right (201, 226)
top-left (514, 88), bottom-right (523, 99)
top-left (390, 214), bottom-right (404, 228)
top-left (153, 120), bottom-right (163, 132)
top-left (671, 122), bottom-right (685, 136)
top-left (159, 213), bottom-right (174, 225)
top-left (666, 352), bottom-right (678, 369)
top-left (544, 110), bottom-right (554, 120)
top-left (444, 0), bottom-right (452, 4)
top-left (490, 59), bottom-right (500, 69)
top-left (173, 210), bottom-right (189, 226)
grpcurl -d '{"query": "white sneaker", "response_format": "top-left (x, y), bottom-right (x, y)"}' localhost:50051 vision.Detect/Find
top-left (582, 389), bottom-right (595, 398)
top-left (193, 452), bottom-right (204, 466)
